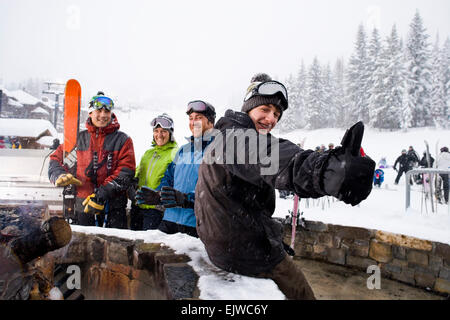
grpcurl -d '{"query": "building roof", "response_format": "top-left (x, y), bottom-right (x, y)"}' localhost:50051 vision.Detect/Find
top-left (7, 98), bottom-right (24, 108)
top-left (7, 89), bottom-right (42, 106)
top-left (31, 106), bottom-right (50, 115)
top-left (1, 87), bottom-right (53, 109)
top-left (0, 118), bottom-right (57, 138)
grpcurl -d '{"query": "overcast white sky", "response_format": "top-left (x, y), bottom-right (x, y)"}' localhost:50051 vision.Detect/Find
top-left (1, 0), bottom-right (449, 113)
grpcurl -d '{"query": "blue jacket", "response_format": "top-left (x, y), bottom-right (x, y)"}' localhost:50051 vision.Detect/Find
top-left (158, 135), bottom-right (214, 227)
top-left (373, 169), bottom-right (384, 183)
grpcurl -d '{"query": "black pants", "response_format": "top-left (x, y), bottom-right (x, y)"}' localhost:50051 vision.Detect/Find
top-left (395, 167), bottom-right (409, 184)
top-left (441, 174), bottom-right (449, 203)
top-left (158, 220), bottom-right (198, 238)
top-left (73, 197), bottom-right (127, 229)
top-left (130, 205), bottom-right (163, 231)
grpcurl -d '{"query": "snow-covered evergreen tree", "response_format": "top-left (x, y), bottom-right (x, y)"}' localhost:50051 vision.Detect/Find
top-left (321, 63), bottom-right (335, 127)
top-left (279, 73), bottom-right (299, 132)
top-left (370, 25), bottom-right (406, 129)
top-left (368, 27), bottom-right (387, 128)
top-left (296, 61), bottom-right (308, 128)
top-left (333, 58), bottom-right (347, 128)
top-left (305, 57), bottom-right (325, 129)
top-left (367, 28), bottom-right (382, 104)
top-left (346, 24), bottom-right (371, 125)
top-left (441, 37), bottom-right (450, 128)
top-left (430, 33), bottom-right (447, 128)
top-left (405, 10), bottom-right (433, 127)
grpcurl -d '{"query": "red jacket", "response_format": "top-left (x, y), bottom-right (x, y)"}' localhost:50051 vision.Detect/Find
top-left (49, 114), bottom-right (136, 200)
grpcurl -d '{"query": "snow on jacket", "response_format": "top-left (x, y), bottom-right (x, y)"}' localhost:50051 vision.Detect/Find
top-left (135, 141), bottom-right (178, 209)
top-left (195, 110), bottom-right (332, 276)
top-left (48, 114), bottom-right (136, 206)
top-left (437, 151), bottom-right (450, 170)
top-left (158, 135), bottom-right (214, 228)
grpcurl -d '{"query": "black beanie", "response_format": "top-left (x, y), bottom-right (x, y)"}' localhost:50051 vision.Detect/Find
top-left (241, 73), bottom-right (288, 120)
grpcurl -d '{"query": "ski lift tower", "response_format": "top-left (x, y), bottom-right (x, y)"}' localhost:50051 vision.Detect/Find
top-left (42, 81), bottom-right (65, 130)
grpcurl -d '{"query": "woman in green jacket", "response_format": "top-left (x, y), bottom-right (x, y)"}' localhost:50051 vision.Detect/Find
top-left (131, 113), bottom-right (178, 230)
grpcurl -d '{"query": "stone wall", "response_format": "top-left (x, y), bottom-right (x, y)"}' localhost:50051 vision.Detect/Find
top-left (283, 220), bottom-right (450, 296)
top-left (37, 232), bottom-right (199, 300)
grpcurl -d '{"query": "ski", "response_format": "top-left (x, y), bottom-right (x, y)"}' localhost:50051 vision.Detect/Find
top-left (62, 79), bottom-right (81, 223)
top-left (424, 140), bottom-right (434, 213)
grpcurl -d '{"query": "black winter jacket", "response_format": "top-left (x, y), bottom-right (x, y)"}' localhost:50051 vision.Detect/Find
top-left (195, 110), bottom-right (332, 276)
top-left (394, 154), bottom-right (411, 170)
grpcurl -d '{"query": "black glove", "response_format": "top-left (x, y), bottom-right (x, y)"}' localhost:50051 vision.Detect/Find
top-left (160, 186), bottom-right (194, 209)
top-left (127, 177), bottom-right (139, 203)
top-left (322, 121), bottom-right (375, 206)
top-left (135, 186), bottom-right (161, 205)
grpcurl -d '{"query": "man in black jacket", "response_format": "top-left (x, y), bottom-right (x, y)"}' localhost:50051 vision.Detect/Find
top-left (394, 149), bottom-right (411, 185)
top-left (195, 73), bottom-right (375, 299)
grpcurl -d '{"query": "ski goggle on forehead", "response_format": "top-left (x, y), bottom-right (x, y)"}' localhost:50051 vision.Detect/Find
top-left (186, 100), bottom-right (215, 114)
top-left (244, 81), bottom-right (288, 102)
top-left (151, 116), bottom-right (173, 130)
top-left (90, 96), bottom-right (114, 111)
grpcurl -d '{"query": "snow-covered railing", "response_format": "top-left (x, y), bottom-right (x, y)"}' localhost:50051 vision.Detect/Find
top-left (405, 168), bottom-right (450, 214)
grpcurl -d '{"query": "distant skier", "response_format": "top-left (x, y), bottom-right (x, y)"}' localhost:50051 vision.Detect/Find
top-left (373, 168), bottom-right (384, 187)
top-left (436, 147), bottom-right (450, 204)
top-left (378, 157), bottom-right (387, 168)
top-left (419, 151), bottom-right (435, 168)
top-left (407, 145), bottom-right (419, 169)
top-left (393, 149), bottom-right (410, 185)
top-left (194, 73), bottom-right (375, 300)
top-left (11, 138), bottom-right (21, 149)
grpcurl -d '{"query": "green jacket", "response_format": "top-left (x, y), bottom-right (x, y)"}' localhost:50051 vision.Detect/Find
top-left (135, 141), bottom-right (178, 209)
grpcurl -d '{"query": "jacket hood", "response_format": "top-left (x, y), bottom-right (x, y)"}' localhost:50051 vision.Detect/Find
top-left (86, 113), bottom-right (120, 135)
top-left (215, 109), bottom-right (256, 132)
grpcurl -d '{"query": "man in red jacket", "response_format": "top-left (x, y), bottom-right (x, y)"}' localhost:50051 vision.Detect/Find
top-left (48, 92), bottom-right (136, 228)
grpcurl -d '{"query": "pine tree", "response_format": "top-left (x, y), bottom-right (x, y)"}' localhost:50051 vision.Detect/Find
top-left (333, 58), bottom-right (347, 128)
top-left (305, 57), bottom-right (325, 129)
top-left (296, 61), bottom-right (308, 128)
top-left (321, 63), bottom-right (335, 127)
top-left (368, 27), bottom-right (387, 128)
top-left (346, 24), bottom-right (371, 125)
top-left (279, 74), bottom-right (299, 132)
top-left (370, 25), bottom-right (406, 129)
top-left (430, 33), bottom-right (446, 128)
top-left (367, 28), bottom-right (382, 102)
top-left (405, 10), bottom-right (433, 127)
top-left (441, 37), bottom-right (450, 128)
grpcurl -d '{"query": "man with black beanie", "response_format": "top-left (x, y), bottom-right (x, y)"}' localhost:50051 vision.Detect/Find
top-left (194, 73), bottom-right (375, 299)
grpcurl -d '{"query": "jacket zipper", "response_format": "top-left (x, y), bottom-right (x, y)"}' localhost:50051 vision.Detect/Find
top-left (144, 152), bottom-right (159, 186)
